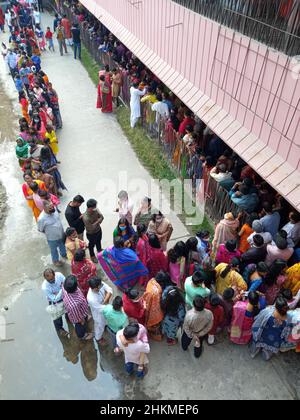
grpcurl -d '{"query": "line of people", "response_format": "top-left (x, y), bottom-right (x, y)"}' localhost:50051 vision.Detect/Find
top-left (39, 187), bottom-right (300, 380)
top-left (5, 2), bottom-right (300, 380)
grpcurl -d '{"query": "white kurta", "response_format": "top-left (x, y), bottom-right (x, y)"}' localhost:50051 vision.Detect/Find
top-left (130, 87), bottom-right (147, 128)
top-left (151, 101), bottom-right (170, 124)
top-left (87, 282), bottom-right (113, 340)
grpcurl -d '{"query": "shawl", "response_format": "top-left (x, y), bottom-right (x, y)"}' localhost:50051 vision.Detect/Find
top-left (98, 247), bottom-right (148, 290)
top-left (213, 218), bottom-right (239, 251)
top-left (122, 294), bottom-right (145, 325)
top-left (252, 307), bottom-right (291, 345)
top-left (16, 137), bottom-right (30, 159)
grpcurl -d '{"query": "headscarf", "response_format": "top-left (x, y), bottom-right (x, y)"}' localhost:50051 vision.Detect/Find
top-left (16, 137), bottom-right (30, 159)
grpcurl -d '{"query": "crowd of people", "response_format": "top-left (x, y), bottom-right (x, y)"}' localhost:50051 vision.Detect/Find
top-left (2, 1), bottom-right (300, 380)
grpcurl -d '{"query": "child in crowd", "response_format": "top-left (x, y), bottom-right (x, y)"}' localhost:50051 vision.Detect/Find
top-left (45, 27), bottom-right (54, 52)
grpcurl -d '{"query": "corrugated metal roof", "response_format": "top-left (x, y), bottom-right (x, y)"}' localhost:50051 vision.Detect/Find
top-left (81, 0), bottom-right (300, 212)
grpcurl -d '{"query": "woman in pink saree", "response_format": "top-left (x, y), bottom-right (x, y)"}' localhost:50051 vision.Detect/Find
top-left (230, 291), bottom-right (266, 345)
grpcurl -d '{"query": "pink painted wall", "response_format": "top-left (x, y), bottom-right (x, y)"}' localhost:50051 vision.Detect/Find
top-left (83, 0), bottom-right (300, 171)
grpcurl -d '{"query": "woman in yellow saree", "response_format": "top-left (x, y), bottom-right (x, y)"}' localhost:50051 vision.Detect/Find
top-left (22, 172), bottom-right (47, 221)
top-left (284, 263), bottom-right (300, 295)
top-left (215, 257), bottom-right (247, 296)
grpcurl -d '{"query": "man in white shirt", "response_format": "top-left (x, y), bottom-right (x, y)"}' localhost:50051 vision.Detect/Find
top-left (210, 163), bottom-right (233, 183)
top-left (33, 7), bottom-right (41, 26)
top-left (42, 268), bottom-right (69, 336)
top-left (151, 94), bottom-right (169, 124)
top-left (283, 212), bottom-right (300, 248)
top-left (5, 10), bottom-right (12, 31)
top-left (117, 323), bottom-right (150, 378)
top-left (130, 82), bottom-right (147, 128)
top-left (87, 277), bottom-right (113, 344)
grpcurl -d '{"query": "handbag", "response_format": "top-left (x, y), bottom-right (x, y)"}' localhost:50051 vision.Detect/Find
top-left (46, 301), bottom-right (66, 320)
top-left (101, 82), bottom-right (110, 94)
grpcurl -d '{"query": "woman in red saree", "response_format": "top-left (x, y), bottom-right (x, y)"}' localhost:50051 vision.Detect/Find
top-left (122, 289), bottom-right (146, 325)
top-left (71, 249), bottom-right (97, 298)
top-left (98, 76), bottom-right (113, 113)
top-left (146, 234), bottom-right (168, 280)
top-left (19, 92), bottom-right (30, 123)
top-left (96, 74), bottom-right (103, 109)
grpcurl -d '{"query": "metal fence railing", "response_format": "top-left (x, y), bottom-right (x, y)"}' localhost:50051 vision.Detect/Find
top-left (173, 0), bottom-right (300, 56)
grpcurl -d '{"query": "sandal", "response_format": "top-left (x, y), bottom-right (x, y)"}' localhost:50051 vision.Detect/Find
top-left (83, 333), bottom-right (94, 341)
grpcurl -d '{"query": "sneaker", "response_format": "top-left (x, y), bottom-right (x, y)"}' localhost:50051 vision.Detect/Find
top-left (208, 335), bottom-right (215, 345)
top-left (91, 257), bottom-right (98, 264)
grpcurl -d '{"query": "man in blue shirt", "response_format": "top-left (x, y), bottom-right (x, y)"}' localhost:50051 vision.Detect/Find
top-left (229, 184), bottom-right (259, 213)
top-left (42, 268), bottom-right (69, 337)
top-left (53, 13), bottom-right (60, 32)
top-left (259, 202), bottom-right (281, 240)
top-left (19, 63), bottom-right (31, 93)
top-left (31, 54), bottom-right (41, 72)
top-left (14, 75), bottom-right (23, 93)
top-left (5, 49), bottom-right (18, 77)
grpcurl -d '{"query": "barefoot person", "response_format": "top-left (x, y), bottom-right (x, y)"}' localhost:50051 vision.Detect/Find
top-left (87, 276), bottom-right (113, 344)
top-left (37, 202), bottom-right (67, 267)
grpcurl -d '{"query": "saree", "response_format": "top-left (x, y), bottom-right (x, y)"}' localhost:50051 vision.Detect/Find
top-left (71, 258), bottom-right (97, 298)
top-left (136, 236), bottom-right (150, 286)
top-left (41, 150), bottom-right (67, 191)
top-left (148, 218), bottom-right (173, 251)
top-left (122, 293), bottom-right (145, 325)
top-left (284, 263), bottom-right (300, 295)
top-left (252, 307), bottom-right (290, 354)
top-left (96, 83), bottom-right (102, 109)
top-left (146, 247), bottom-right (168, 280)
top-left (100, 81), bottom-right (113, 113)
top-left (215, 263), bottom-right (247, 295)
top-left (143, 279), bottom-right (164, 340)
top-left (19, 98), bottom-right (30, 123)
top-left (230, 301), bottom-right (254, 345)
top-left (98, 247), bottom-right (148, 291)
top-left (22, 180), bottom-right (46, 221)
top-left (16, 137), bottom-right (30, 165)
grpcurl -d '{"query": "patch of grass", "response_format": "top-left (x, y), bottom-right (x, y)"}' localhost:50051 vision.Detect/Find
top-left (81, 45), bottom-right (99, 87)
top-left (116, 106), bottom-right (214, 236)
top-left (80, 46), bottom-right (214, 236)
top-left (116, 106), bottom-right (177, 181)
